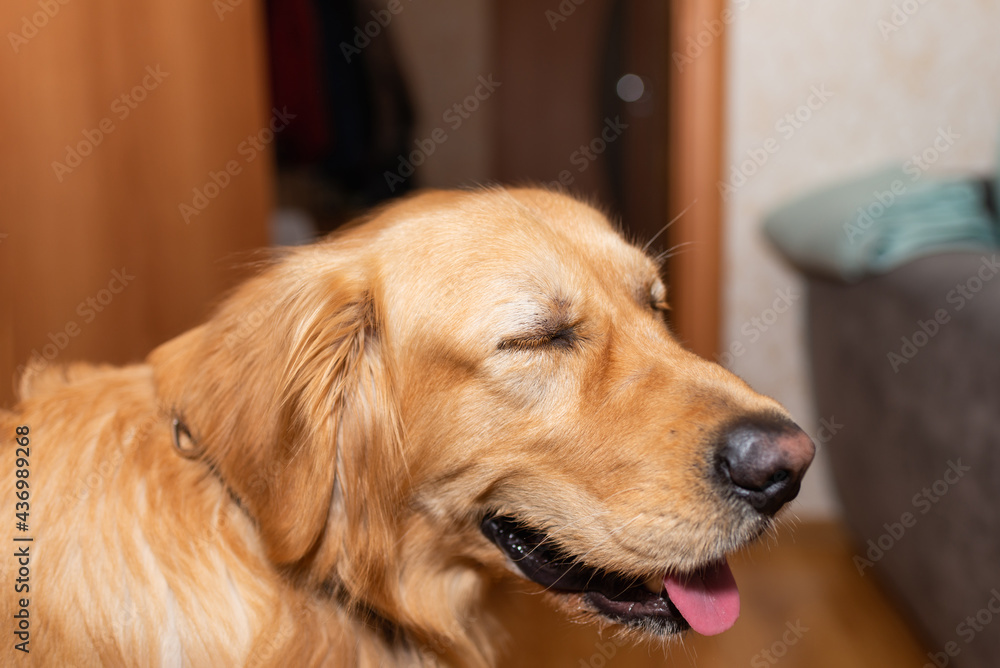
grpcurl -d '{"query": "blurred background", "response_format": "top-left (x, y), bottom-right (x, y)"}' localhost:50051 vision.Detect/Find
top-left (2, 1), bottom-right (998, 666)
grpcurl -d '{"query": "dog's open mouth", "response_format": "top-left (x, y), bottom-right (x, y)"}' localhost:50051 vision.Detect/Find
top-left (481, 514), bottom-right (740, 636)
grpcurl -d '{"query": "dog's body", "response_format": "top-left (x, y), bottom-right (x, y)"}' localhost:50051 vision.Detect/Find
top-left (2, 188), bottom-right (813, 667)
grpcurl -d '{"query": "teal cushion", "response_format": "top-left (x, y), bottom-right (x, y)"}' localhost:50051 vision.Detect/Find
top-left (764, 166), bottom-right (997, 282)
top-left (995, 127), bottom-right (1000, 214)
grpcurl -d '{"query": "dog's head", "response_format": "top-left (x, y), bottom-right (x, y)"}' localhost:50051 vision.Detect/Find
top-left (150, 188), bottom-right (813, 657)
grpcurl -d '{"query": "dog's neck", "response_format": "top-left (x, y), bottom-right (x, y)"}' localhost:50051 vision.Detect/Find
top-left (166, 419), bottom-right (497, 667)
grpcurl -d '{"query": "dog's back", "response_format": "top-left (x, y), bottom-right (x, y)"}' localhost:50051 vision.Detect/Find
top-left (1, 366), bottom-right (364, 666)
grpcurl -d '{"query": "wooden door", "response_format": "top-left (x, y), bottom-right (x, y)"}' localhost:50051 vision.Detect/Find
top-left (492, 0), bottom-right (724, 358)
top-left (668, 0), bottom-right (727, 358)
top-left (0, 0), bottom-right (273, 406)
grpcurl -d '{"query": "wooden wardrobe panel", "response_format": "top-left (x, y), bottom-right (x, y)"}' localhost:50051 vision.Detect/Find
top-left (492, 0), bottom-right (615, 202)
top-left (0, 0), bottom-right (273, 406)
top-left (667, 0), bottom-right (726, 358)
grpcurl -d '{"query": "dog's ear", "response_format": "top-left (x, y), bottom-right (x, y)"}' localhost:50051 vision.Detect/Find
top-left (149, 248), bottom-right (401, 567)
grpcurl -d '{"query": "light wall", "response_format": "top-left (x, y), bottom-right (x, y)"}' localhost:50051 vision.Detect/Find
top-left (389, 0), bottom-right (493, 188)
top-left (723, 0), bottom-right (1000, 517)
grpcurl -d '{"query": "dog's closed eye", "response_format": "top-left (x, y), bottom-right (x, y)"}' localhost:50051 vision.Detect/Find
top-left (496, 295), bottom-right (582, 352)
top-left (648, 281), bottom-right (670, 314)
top-left (497, 322), bottom-right (579, 351)
top-left (497, 313), bottom-right (580, 350)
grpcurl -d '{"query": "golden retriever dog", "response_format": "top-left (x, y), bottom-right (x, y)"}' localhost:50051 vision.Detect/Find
top-left (1, 188), bottom-right (814, 667)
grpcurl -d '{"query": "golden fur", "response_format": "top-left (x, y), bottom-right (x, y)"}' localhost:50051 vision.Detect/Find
top-left (2, 188), bottom-right (801, 666)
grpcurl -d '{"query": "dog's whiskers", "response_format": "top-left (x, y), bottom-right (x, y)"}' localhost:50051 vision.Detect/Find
top-left (552, 513), bottom-right (646, 595)
top-left (518, 487), bottom-right (643, 561)
top-left (653, 241), bottom-right (695, 266)
top-left (642, 200), bottom-right (697, 254)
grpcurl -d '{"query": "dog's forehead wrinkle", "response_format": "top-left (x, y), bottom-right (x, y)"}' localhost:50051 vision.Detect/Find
top-left (496, 294), bottom-right (577, 335)
top-left (376, 207), bottom-right (659, 354)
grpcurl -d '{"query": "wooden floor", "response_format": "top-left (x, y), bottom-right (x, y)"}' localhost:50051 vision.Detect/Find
top-left (487, 521), bottom-right (929, 668)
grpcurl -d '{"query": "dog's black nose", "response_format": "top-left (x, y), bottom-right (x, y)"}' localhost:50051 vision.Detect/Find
top-left (716, 419), bottom-right (815, 516)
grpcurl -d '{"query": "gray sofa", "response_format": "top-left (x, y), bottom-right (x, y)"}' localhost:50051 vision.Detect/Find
top-left (807, 251), bottom-right (1000, 667)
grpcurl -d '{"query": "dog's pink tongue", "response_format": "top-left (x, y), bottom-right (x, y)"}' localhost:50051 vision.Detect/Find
top-left (663, 560), bottom-right (740, 636)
